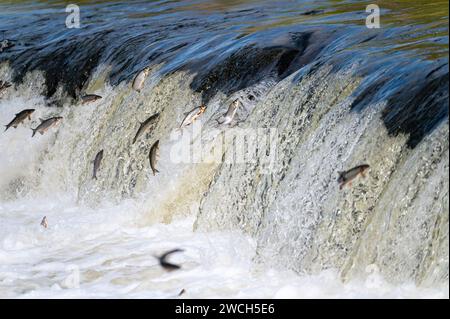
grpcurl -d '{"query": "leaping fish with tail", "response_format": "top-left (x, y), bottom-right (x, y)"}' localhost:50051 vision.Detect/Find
top-left (217, 99), bottom-right (240, 125)
top-left (132, 112), bottom-right (160, 144)
top-left (31, 117), bottom-right (63, 137)
top-left (149, 140), bottom-right (160, 176)
top-left (338, 164), bottom-right (370, 190)
top-left (81, 94), bottom-right (102, 104)
top-left (179, 105), bottom-right (206, 129)
top-left (5, 109), bottom-right (35, 131)
top-left (132, 67), bottom-right (150, 92)
top-left (93, 150), bottom-right (104, 180)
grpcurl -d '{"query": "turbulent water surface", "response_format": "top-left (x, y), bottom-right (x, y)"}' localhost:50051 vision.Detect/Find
top-left (0, 0), bottom-right (448, 298)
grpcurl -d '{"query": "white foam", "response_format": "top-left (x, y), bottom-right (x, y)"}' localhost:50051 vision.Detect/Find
top-left (0, 196), bottom-right (447, 299)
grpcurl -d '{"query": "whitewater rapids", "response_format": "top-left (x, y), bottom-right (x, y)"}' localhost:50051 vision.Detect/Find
top-left (0, 77), bottom-right (447, 298)
top-left (0, 0), bottom-right (448, 298)
top-left (0, 198), bottom-right (447, 299)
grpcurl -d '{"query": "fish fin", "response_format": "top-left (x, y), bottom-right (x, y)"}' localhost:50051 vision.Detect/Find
top-left (31, 129), bottom-right (36, 137)
top-left (361, 171), bottom-right (367, 178)
top-left (39, 118), bottom-right (45, 123)
top-left (4, 125), bottom-right (9, 132)
top-left (93, 174), bottom-right (97, 180)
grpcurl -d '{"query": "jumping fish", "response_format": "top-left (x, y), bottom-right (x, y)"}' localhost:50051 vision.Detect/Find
top-left (149, 140), bottom-right (160, 176)
top-left (132, 112), bottom-right (160, 144)
top-left (180, 105), bottom-right (206, 129)
top-left (81, 94), bottom-right (102, 104)
top-left (40, 216), bottom-right (48, 229)
top-left (4, 109), bottom-right (35, 132)
top-left (155, 249), bottom-right (184, 271)
top-left (132, 67), bottom-right (150, 92)
top-left (217, 99), bottom-right (240, 125)
top-left (31, 117), bottom-right (63, 137)
top-left (338, 164), bottom-right (370, 190)
top-left (93, 150), bottom-right (104, 180)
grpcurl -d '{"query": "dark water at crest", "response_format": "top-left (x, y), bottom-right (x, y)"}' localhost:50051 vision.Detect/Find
top-left (0, 0), bottom-right (448, 147)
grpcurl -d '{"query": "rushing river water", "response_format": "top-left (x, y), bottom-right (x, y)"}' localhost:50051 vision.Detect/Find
top-left (0, 0), bottom-right (448, 298)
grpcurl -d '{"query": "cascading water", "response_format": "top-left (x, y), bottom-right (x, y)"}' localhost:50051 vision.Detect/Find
top-left (0, 0), bottom-right (448, 298)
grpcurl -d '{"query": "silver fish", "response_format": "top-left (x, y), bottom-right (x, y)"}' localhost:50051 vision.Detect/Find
top-left (40, 216), bottom-right (48, 229)
top-left (132, 112), bottom-right (160, 144)
top-left (5, 109), bottom-right (35, 131)
top-left (93, 150), bottom-right (104, 180)
top-left (31, 116), bottom-right (63, 137)
top-left (180, 105), bottom-right (206, 129)
top-left (149, 140), bottom-right (160, 176)
top-left (338, 164), bottom-right (370, 190)
top-left (218, 99), bottom-right (240, 125)
top-left (132, 67), bottom-right (150, 92)
top-left (81, 94), bottom-right (102, 104)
